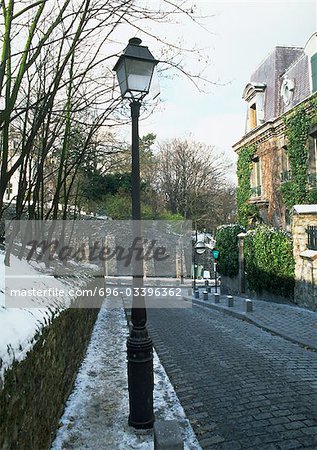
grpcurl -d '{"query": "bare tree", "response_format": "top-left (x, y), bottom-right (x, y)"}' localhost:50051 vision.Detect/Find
top-left (156, 138), bottom-right (235, 229)
top-left (0, 0), bottom-right (215, 228)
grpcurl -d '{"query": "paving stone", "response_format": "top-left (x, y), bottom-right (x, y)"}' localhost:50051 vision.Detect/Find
top-left (300, 426), bottom-right (317, 435)
top-left (199, 434), bottom-right (225, 445)
top-left (269, 425), bottom-right (287, 433)
top-left (253, 412), bottom-right (274, 420)
top-left (270, 417), bottom-right (291, 425)
top-left (220, 441), bottom-right (243, 450)
top-left (284, 422), bottom-right (306, 430)
top-left (303, 419), bottom-right (317, 427)
top-left (277, 440), bottom-right (303, 449)
top-left (297, 434), bottom-right (317, 447)
top-left (272, 410), bottom-right (292, 417)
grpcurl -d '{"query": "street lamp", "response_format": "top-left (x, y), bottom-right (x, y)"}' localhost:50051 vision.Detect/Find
top-left (113, 38), bottom-right (159, 429)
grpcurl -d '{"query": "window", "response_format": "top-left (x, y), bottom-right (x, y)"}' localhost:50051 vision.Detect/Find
top-left (251, 157), bottom-right (261, 197)
top-left (249, 103), bottom-right (257, 130)
top-left (307, 134), bottom-right (317, 187)
top-left (5, 183), bottom-right (12, 200)
top-left (280, 146), bottom-right (291, 182)
top-left (307, 226), bottom-right (317, 250)
top-left (312, 53), bottom-right (317, 92)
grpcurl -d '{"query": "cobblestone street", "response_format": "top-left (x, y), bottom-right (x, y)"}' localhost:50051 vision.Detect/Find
top-left (147, 304), bottom-right (317, 450)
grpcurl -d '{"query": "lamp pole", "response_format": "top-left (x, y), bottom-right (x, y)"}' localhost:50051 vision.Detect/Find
top-left (127, 99), bottom-right (154, 429)
top-left (193, 231), bottom-right (206, 293)
top-left (113, 37), bottom-right (159, 429)
top-left (193, 229), bottom-right (198, 292)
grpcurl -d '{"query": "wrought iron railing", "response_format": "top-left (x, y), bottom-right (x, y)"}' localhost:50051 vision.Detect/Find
top-left (307, 225), bottom-right (317, 250)
top-left (251, 185), bottom-right (261, 197)
top-left (307, 172), bottom-right (317, 187)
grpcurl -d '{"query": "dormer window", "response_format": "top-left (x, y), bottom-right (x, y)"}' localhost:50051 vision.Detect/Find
top-left (242, 82), bottom-right (266, 133)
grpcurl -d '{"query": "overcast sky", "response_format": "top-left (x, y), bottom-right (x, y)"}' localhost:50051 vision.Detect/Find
top-left (117, 1), bottom-right (317, 165)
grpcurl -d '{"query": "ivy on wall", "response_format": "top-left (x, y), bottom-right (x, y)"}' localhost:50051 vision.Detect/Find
top-left (281, 98), bottom-right (317, 209)
top-left (244, 225), bottom-right (295, 298)
top-left (236, 144), bottom-right (258, 227)
top-left (215, 223), bottom-right (295, 298)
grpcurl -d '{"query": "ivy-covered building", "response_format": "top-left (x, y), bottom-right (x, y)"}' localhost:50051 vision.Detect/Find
top-left (233, 33), bottom-right (317, 229)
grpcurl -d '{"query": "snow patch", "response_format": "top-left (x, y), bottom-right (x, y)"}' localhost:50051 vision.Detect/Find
top-left (51, 302), bottom-right (201, 450)
top-left (0, 251), bottom-right (98, 383)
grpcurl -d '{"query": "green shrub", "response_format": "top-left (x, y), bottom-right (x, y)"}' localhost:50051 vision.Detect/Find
top-left (244, 225), bottom-right (295, 298)
top-left (215, 224), bottom-right (245, 277)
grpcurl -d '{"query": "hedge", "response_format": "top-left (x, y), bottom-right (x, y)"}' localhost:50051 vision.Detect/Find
top-left (244, 225), bottom-right (295, 298)
top-left (215, 224), bottom-right (245, 277)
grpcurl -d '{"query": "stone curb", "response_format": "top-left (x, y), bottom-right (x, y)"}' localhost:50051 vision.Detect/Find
top-left (183, 295), bottom-right (317, 352)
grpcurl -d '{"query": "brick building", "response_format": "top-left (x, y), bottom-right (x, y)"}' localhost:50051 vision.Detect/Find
top-left (233, 33), bottom-right (317, 229)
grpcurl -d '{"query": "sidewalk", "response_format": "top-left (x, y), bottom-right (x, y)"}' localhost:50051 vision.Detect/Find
top-left (185, 289), bottom-right (317, 351)
top-left (51, 299), bottom-right (201, 450)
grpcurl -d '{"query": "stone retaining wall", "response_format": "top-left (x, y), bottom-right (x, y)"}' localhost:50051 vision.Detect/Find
top-left (0, 278), bottom-right (103, 450)
top-left (292, 205), bottom-right (317, 311)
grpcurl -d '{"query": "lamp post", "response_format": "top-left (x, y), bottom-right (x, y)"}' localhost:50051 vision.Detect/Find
top-left (193, 230), bottom-right (206, 293)
top-left (113, 38), bottom-right (159, 429)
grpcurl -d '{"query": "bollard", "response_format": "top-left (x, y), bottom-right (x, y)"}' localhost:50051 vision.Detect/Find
top-left (245, 298), bottom-right (253, 312)
top-left (207, 285), bottom-right (211, 293)
top-left (227, 295), bottom-right (234, 307)
top-left (203, 290), bottom-right (208, 301)
top-left (194, 289), bottom-right (199, 299)
top-left (188, 287), bottom-right (192, 296)
top-left (154, 420), bottom-right (184, 450)
top-left (214, 293), bottom-right (220, 303)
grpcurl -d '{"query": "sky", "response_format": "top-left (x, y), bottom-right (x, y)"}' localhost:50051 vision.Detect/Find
top-left (117, 0), bottom-right (317, 168)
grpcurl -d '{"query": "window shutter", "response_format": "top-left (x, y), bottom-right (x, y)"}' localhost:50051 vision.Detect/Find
top-left (312, 53), bottom-right (317, 92)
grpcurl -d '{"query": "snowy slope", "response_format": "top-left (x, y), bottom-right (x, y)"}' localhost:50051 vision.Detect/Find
top-left (0, 251), bottom-right (98, 383)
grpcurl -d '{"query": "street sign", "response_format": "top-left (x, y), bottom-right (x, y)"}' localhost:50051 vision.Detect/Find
top-left (195, 241), bottom-right (206, 254)
top-left (212, 249), bottom-right (220, 260)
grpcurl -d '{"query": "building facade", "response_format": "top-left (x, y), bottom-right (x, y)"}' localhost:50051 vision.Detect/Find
top-left (233, 33), bottom-right (317, 229)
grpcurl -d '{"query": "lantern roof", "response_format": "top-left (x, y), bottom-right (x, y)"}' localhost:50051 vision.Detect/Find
top-left (113, 38), bottom-right (159, 72)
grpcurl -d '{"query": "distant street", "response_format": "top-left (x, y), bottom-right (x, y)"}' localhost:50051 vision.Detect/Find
top-left (147, 304), bottom-right (317, 450)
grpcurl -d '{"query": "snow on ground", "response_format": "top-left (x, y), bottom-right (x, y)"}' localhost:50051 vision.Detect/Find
top-left (0, 251), bottom-right (98, 383)
top-left (51, 300), bottom-right (201, 450)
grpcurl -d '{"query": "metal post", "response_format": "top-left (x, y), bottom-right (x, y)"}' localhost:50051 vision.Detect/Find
top-left (214, 261), bottom-right (218, 294)
top-left (193, 229), bottom-right (198, 292)
top-left (127, 100), bottom-right (154, 429)
top-left (180, 238), bottom-right (184, 284)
